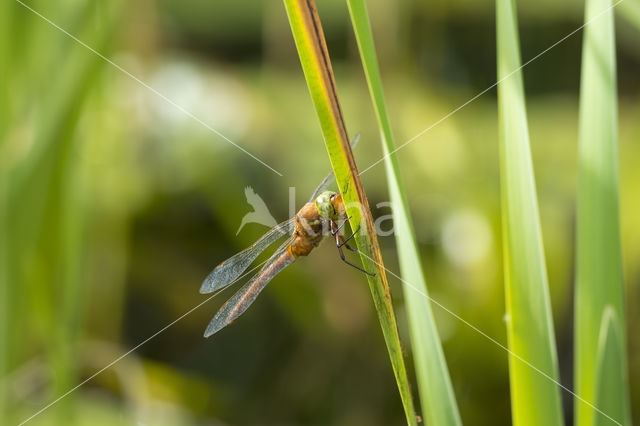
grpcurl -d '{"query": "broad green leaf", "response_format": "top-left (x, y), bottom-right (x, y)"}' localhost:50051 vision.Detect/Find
top-left (345, 1), bottom-right (461, 424)
top-left (575, 0), bottom-right (630, 424)
top-left (282, 1), bottom-right (418, 424)
top-left (496, 0), bottom-right (564, 425)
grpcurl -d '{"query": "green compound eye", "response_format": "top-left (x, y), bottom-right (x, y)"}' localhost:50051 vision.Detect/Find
top-left (315, 190), bottom-right (336, 218)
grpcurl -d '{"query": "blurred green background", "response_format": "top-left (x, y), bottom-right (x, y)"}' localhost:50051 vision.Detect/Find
top-left (1, 0), bottom-right (639, 424)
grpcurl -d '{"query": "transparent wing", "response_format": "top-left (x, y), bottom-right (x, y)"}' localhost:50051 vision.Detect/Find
top-left (204, 238), bottom-right (295, 337)
top-left (308, 133), bottom-right (360, 202)
top-left (200, 218), bottom-right (295, 294)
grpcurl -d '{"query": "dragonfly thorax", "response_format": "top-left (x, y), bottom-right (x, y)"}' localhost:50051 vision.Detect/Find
top-left (315, 190), bottom-right (337, 219)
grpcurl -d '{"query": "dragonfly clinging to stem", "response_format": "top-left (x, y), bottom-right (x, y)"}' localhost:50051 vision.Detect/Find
top-left (200, 135), bottom-right (374, 337)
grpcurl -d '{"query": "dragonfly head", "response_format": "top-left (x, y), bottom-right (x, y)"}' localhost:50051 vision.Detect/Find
top-left (315, 190), bottom-right (337, 219)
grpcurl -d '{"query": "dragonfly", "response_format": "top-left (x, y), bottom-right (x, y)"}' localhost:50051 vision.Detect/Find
top-left (200, 135), bottom-right (374, 337)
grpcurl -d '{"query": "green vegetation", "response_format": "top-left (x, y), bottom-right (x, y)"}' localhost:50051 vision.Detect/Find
top-left (345, 1), bottom-right (461, 424)
top-left (1, 0), bottom-right (637, 424)
top-left (496, 0), bottom-right (564, 424)
top-left (282, 1), bottom-right (417, 423)
top-left (575, 0), bottom-right (631, 424)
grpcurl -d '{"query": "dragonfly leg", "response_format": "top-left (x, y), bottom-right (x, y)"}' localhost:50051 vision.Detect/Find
top-left (330, 215), bottom-right (360, 251)
top-left (338, 224), bottom-right (359, 249)
top-left (331, 221), bottom-right (376, 276)
top-left (341, 240), bottom-right (358, 253)
top-left (331, 215), bottom-right (351, 236)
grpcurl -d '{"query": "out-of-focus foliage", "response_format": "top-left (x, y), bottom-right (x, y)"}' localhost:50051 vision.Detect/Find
top-left (1, 0), bottom-right (639, 425)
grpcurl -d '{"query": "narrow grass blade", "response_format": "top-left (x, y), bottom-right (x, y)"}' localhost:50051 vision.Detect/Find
top-left (0, 1), bottom-right (11, 422)
top-left (575, 0), bottom-right (631, 424)
top-left (617, 0), bottom-right (640, 30)
top-left (496, 0), bottom-right (564, 424)
top-left (592, 308), bottom-right (630, 426)
top-left (345, 1), bottom-right (461, 424)
top-left (0, 182), bottom-right (7, 424)
top-left (282, 1), bottom-right (417, 423)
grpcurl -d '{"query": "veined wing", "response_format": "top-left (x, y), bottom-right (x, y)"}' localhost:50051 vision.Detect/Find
top-left (204, 238), bottom-right (295, 337)
top-left (307, 133), bottom-right (360, 202)
top-left (200, 218), bottom-right (295, 294)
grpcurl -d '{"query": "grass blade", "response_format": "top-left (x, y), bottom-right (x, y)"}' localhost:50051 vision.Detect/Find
top-left (282, 1), bottom-right (417, 423)
top-left (592, 308), bottom-right (630, 426)
top-left (496, 0), bottom-right (564, 424)
top-left (617, 0), bottom-right (640, 30)
top-left (575, 0), bottom-right (631, 424)
top-left (345, 1), bottom-right (461, 424)
top-left (0, 0), bottom-right (12, 422)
